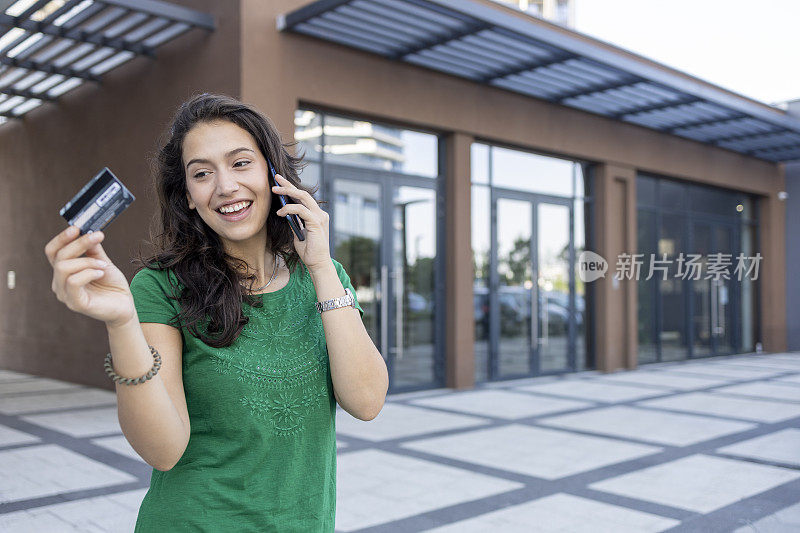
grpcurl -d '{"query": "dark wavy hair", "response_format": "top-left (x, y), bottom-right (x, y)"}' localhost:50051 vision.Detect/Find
top-left (132, 93), bottom-right (323, 347)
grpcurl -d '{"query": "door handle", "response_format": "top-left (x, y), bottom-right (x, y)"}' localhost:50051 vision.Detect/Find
top-left (531, 283), bottom-right (538, 346)
top-left (381, 265), bottom-right (388, 360)
top-left (395, 267), bottom-right (403, 360)
top-left (710, 280), bottom-right (718, 336)
top-left (541, 291), bottom-right (549, 347)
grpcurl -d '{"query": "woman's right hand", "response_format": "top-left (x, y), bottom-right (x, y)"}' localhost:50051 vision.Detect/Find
top-left (45, 226), bottom-right (136, 328)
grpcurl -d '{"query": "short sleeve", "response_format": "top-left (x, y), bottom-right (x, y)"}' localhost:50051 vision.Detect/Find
top-left (331, 259), bottom-right (364, 318)
top-left (129, 267), bottom-right (182, 327)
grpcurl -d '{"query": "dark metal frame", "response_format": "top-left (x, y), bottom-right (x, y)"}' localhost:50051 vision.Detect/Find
top-left (0, 0), bottom-right (214, 119)
top-left (636, 173), bottom-right (759, 363)
top-left (303, 107), bottom-right (445, 394)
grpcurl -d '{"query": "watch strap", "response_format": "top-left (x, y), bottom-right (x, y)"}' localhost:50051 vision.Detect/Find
top-left (315, 288), bottom-right (355, 313)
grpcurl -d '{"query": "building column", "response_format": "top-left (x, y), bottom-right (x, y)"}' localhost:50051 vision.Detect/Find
top-left (445, 132), bottom-right (475, 389)
top-left (760, 183), bottom-right (788, 353)
top-left (593, 163), bottom-right (638, 372)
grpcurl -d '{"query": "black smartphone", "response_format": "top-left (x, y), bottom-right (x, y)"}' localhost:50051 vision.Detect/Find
top-left (266, 157), bottom-right (305, 242)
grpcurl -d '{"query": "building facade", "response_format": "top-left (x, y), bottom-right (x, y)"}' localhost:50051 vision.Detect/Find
top-left (0, 0), bottom-right (795, 394)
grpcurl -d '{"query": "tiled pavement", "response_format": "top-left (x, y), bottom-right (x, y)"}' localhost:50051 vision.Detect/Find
top-left (2, 354), bottom-right (800, 531)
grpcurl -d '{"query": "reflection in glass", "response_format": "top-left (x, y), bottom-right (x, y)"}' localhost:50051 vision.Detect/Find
top-left (393, 186), bottom-right (437, 389)
top-left (637, 175), bottom-right (656, 206)
top-left (659, 214), bottom-right (687, 361)
top-left (293, 110), bottom-right (321, 161)
top-left (538, 203), bottom-right (571, 373)
top-left (308, 113), bottom-right (437, 177)
top-left (741, 224), bottom-right (755, 351)
top-left (492, 146), bottom-right (574, 197)
top-left (714, 225), bottom-right (734, 354)
top-left (471, 143), bottom-right (489, 185)
top-left (497, 198), bottom-right (532, 378)
top-left (574, 198), bottom-right (587, 370)
top-left (472, 185), bottom-right (490, 382)
top-left (690, 185), bottom-right (739, 217)
top-left (574, 164), bottom-right (585, 199)
top-left (637, 210), bottom-right (657, 363)
top-left (660, 180), bottom-right (685, 211)
top-left (691, 224), bottom-right (712, 357)
top-left (333, 180), bottom-right (382, 351)
top-left (298, 161), bottom-right (320, 194)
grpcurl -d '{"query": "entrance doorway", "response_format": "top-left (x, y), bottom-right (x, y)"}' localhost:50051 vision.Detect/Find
top-left (328, 165), bottom-right (442, 392)
top-left (486, 189), bottom-right (579, 379)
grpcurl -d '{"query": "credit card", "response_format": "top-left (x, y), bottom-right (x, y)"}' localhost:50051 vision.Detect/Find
top-left (59, 167), bottom-right (135, 235)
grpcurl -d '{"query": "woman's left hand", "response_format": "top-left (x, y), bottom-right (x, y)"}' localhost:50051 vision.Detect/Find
top-left (272, 174), bottom-right (332, 273)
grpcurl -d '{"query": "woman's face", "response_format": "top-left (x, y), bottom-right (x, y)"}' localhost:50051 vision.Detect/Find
top-left (183, 120), bottom-right (272, 246)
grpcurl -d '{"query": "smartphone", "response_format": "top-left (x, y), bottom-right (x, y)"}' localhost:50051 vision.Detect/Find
top-left (266, 157), bottom-right (305, 242)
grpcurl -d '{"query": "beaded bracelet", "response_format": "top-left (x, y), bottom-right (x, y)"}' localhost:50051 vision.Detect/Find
top-left (104, 345), bottom-right (162, 385)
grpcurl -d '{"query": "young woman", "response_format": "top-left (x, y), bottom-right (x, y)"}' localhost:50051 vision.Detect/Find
top-left (44, 93), bottom-right (389, 531)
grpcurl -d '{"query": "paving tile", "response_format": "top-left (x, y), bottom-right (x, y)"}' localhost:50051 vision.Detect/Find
top-left (765, 354), bottom-right (800, 363)
top-left (335, 404), bottom-right (489, 441)
top-left (0, 444), bottom-right (136, 503)
top-left (401, 424), bottom-right (661, 480)
top-left (0, 424), bottom-right (40, 447)
top-left (0, 378), bottom-right (82, 395)
top-left (539, 406), bottom-right (754, 446)
top-left (516, 380), bottom-right (666, 403)
top-left (0, 370), bottom-right (33, 382)
top-left (0, 489), bottom-right (145, 532)
top-left (409, 389), bottom-right (593, 419)
top-left (20, 407), bottom-right (121, 438)
top-left (425, 493), bottom-right (680, 533)
top-left (336, 449), bottom-right (523, 532)
top-left (733, 501), bottom-right (800, 532)
top-left (637, 392), bottom-right (800, 423)
top-left (713, 382), bottom-right (800, 402)
top-left (774, 374), bottom-right (800, 385)
top-left (0, 508), bottom-right (81, 532)
top-left (713, 360), bottom-right (800, 372)
top-left (590, 454), bottom-right (800, 513)
top-left (717, 429), bottom-right (800, 467)
top-left (0, 389), bottom-right (116, 415)
top-left (90, 435), bottom-right (147, 463)
top-left (595, 371), bottom-right (731, 390)
top-left (649, 364), bottom-right (785, 380)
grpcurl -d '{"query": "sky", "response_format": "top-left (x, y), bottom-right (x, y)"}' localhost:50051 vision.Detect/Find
top-left (571, 0), bottom-right (800, 107)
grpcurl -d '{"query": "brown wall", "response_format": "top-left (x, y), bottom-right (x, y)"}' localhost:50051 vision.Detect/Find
top-left (0, 0), bottom-right (241, 389)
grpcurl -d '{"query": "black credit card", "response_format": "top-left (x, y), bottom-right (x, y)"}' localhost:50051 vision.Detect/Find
top-left (59, 168), bottom-right (135, 234)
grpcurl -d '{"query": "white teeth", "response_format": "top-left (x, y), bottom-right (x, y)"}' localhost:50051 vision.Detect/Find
top-left (218, 201), bottom-right (251, 214)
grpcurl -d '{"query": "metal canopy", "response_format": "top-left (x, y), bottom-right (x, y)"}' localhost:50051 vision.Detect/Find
top-left (0, 0), bottom-right (214, 124)
top-left (279, 0), bottom-right (800, 163)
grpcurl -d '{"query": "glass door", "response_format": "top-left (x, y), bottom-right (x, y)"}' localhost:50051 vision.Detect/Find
top-left (495, 197), bottom-right (533, 378)
top-left (329, 168), bottom-right (440, 392)
top-left (690, 220), bottom-right (737, 358)
top-left (490, 191), bottom-right (574, 379)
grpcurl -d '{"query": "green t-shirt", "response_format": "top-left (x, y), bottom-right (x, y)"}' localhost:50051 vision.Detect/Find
top-left (128, 258), bottom-right (363, 532)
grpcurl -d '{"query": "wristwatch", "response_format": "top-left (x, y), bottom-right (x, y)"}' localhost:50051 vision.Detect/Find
top-left (315, 288), bottom-right (355, 314)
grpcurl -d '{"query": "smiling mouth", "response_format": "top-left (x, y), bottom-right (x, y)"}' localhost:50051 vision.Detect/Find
top-left (216, 200), bottom-right (253, 215)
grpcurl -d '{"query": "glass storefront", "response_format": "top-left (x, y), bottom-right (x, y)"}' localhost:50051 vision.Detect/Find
top-left (295, 109), bottom-right (443, 392)
top-left (472, 143), bottom-right (593, 382)
top-left (636, 174), bottom-right (760, 362)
